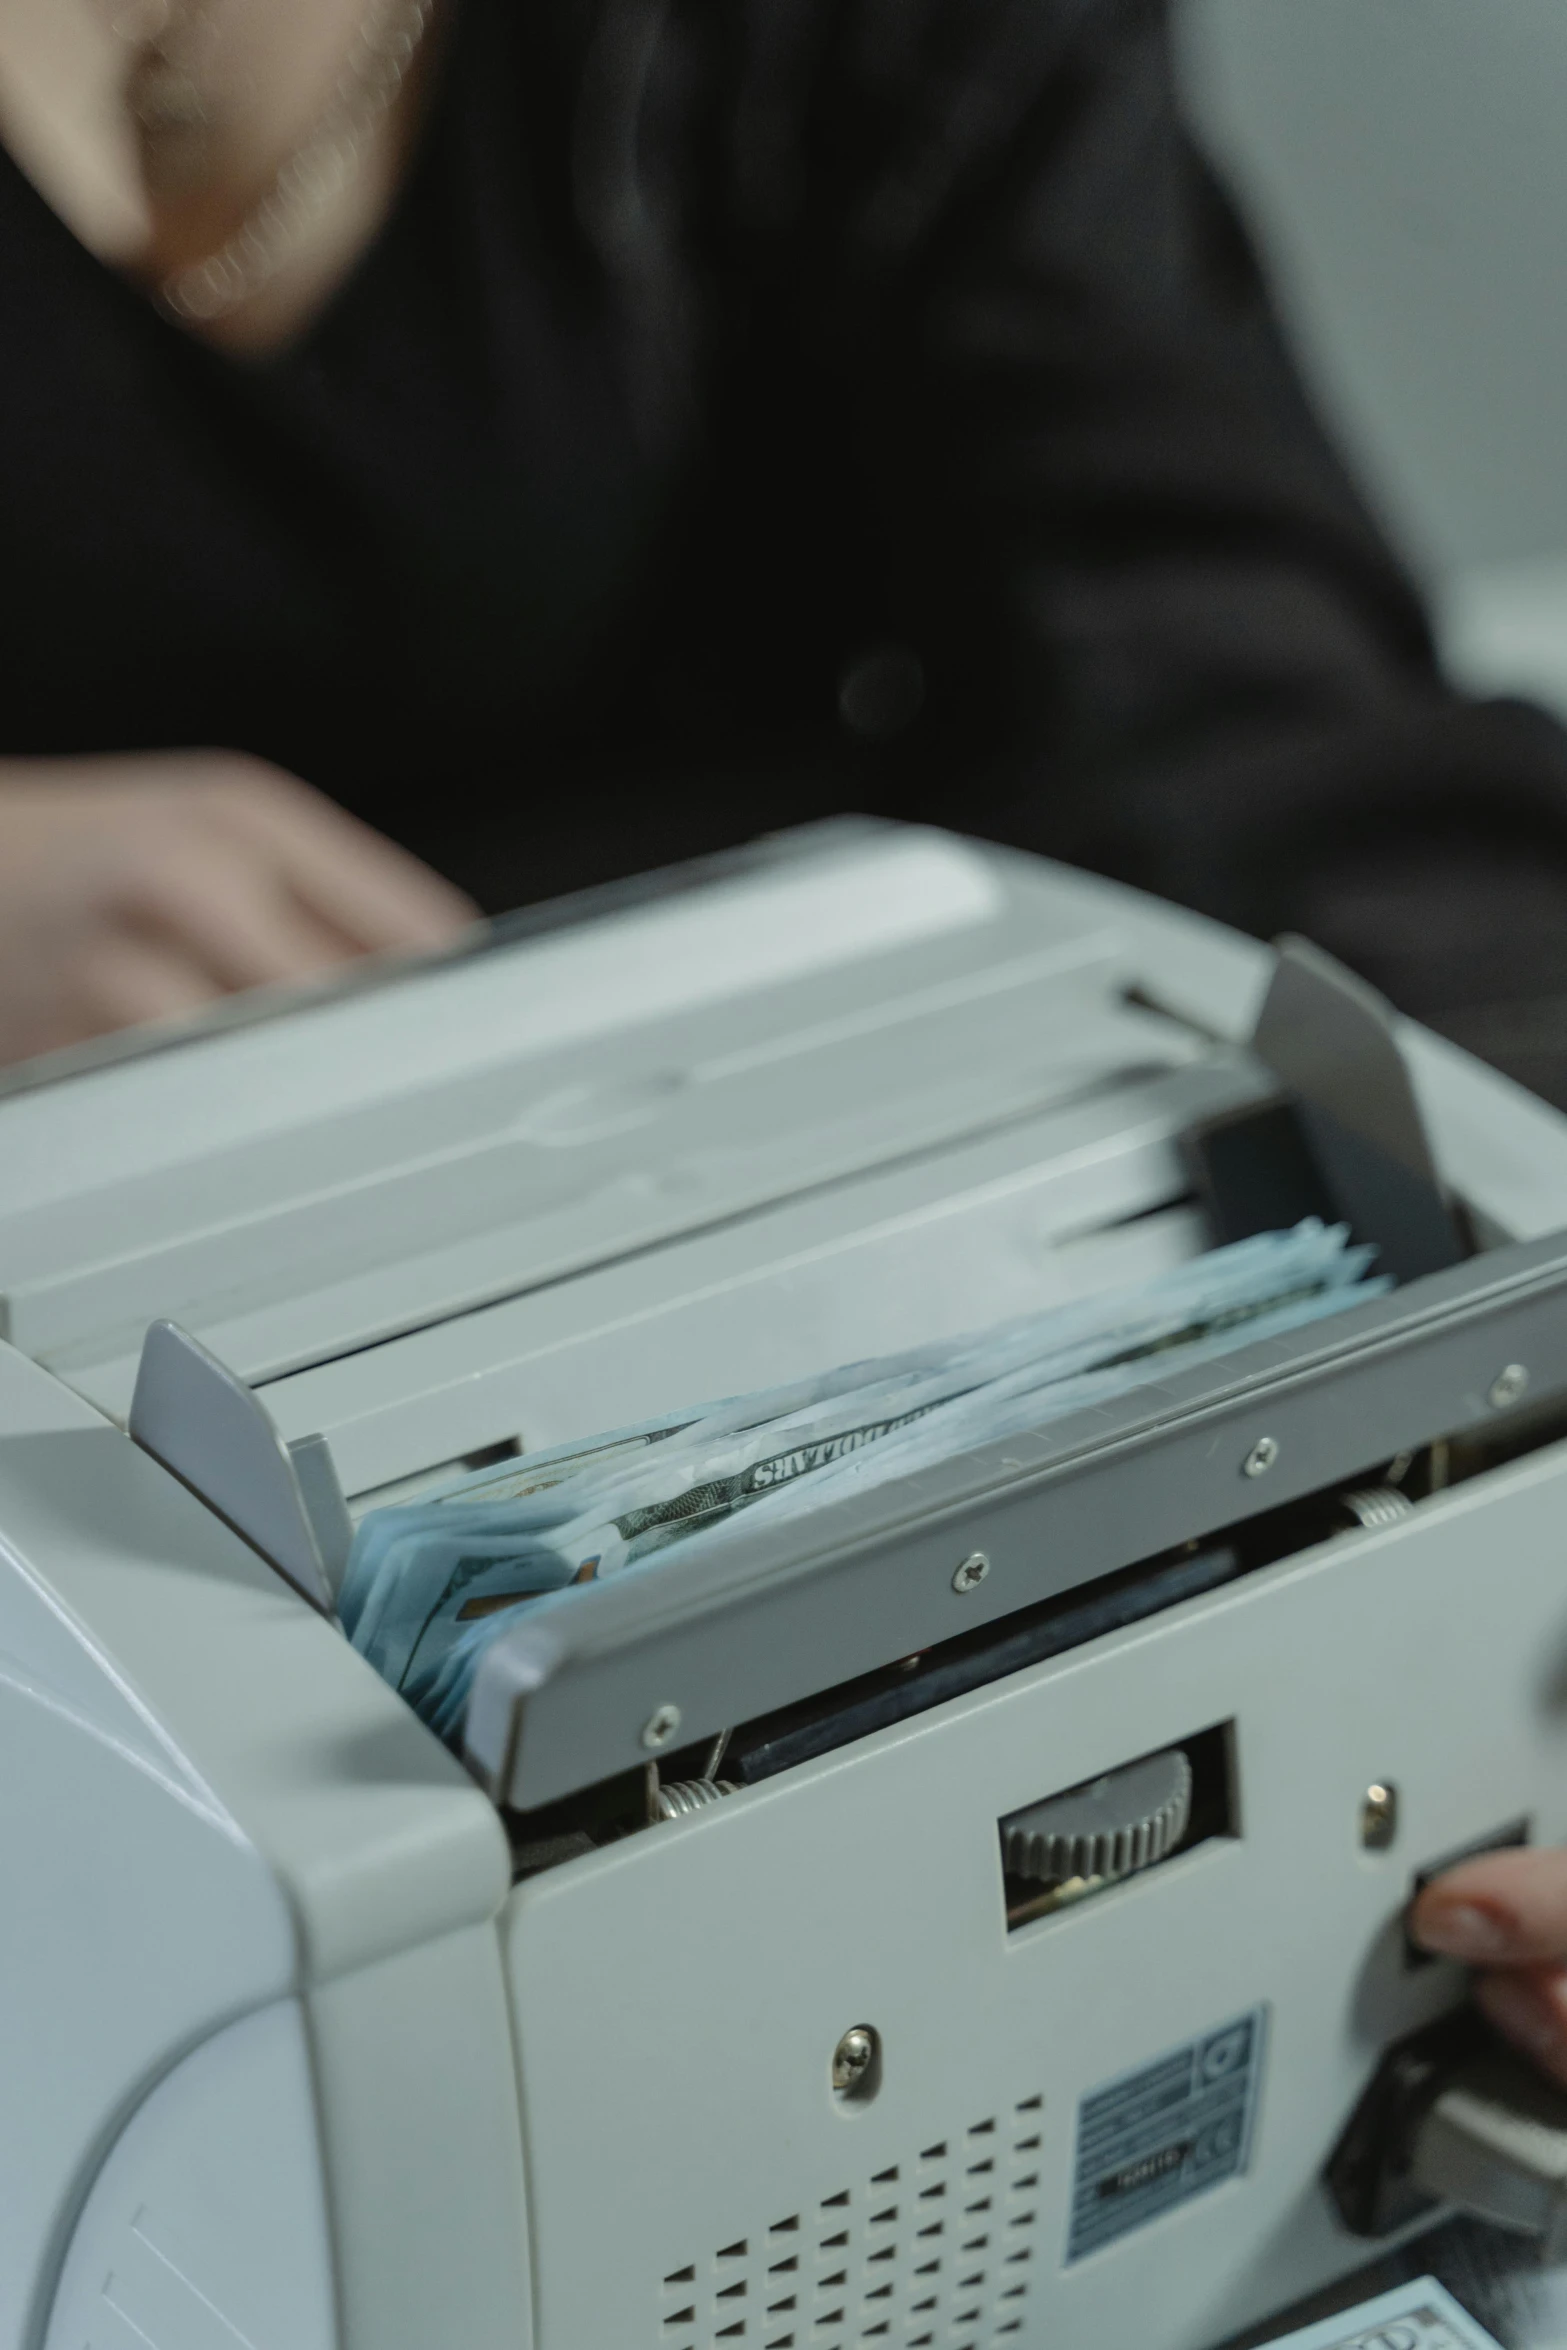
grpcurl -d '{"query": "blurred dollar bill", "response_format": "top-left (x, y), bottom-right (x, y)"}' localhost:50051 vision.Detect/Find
top-left (1254, 2276), bottom-right (1502, 2348)
top-left (340, 1219), bottom-right (1386, 1745)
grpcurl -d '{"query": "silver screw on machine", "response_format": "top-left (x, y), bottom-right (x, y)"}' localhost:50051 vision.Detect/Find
top-left (1360, 1783), bottom-right (1399, 1851)
top-left (831, 2025), bottom-right (880, 2099)
top-left (640, 1703), bottom-right (683, 1751)
top-left (1242, 1436), bottom-right (1279, 1479)
top-left (1489, 1363), bottom-right (1530, 1412)
top-left (952, 1551), bottom-right (991, 1594)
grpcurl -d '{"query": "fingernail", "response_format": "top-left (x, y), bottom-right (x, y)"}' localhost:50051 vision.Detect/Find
top-left (1479, 1975), bottom-right (1564, 2065)
top-left (1414, 1901), bottom-right (1514, 1961)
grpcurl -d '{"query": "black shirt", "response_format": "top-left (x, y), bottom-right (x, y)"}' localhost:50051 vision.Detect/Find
top-left (5, 0), bottom-right (1567, 1091)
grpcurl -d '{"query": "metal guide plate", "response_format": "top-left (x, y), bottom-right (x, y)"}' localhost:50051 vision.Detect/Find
top-left (464, 1226), bottom-right (1567, 1813)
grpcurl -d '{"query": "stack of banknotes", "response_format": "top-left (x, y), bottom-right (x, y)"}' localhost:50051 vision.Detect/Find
top-left (1256, 2276), bottom-right (1503, 2348)
top-left (340, 1220), bottom-right (1386, 1747)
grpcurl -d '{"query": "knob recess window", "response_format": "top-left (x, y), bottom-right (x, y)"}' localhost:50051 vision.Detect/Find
top-left (1001, 1726), bottom-right (1233, 1929)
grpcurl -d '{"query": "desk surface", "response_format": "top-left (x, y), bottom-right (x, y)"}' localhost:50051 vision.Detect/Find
top-left (1223, 2221), bottom-right (1567, 2348)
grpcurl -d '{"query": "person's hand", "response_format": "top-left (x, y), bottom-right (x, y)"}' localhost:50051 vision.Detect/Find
top-left (0, 751), bottom-right (477, 1063)
top-left (1411, 1847), bottom-right (1567, 2087)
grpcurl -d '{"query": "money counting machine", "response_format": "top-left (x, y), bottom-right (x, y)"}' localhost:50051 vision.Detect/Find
top-left (10, 819), bottom-right (1567, 2350)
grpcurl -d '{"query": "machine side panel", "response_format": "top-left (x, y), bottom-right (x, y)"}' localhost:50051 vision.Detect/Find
top-left (0, 1344), bottom-right (296, 2350)
top-left (42, 2001), bottom-right (336, 2350)
top-left (305, 1924), bottom-right (534, 2350)
top-left (500, 1443), bottom-right (1567, 2350)
top-left (0, 1337), bottom-right (516, 2340)
top-left (0, 1359), bottom-right (510, 1987)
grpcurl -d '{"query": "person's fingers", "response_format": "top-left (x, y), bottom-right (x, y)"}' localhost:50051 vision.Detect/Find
top-left (111, 839), bottom-right (368, 991)
top-left (290, 820), bottom-right (479, 954)
top-left (202, 767), bottom-right (478, 952)
top-left (1410, 1847), bottom-right (1567, 1966)
top-left (52, 934), bottom-right (225, 1049)
top-left (1475, 1965), bottom-right (1567, 2090)
top-left (0, 752), bottom-right (480, 1067)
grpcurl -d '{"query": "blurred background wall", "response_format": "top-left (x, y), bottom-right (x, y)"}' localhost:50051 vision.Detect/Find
top-left (1176, 0), bottom-right (1567, 720)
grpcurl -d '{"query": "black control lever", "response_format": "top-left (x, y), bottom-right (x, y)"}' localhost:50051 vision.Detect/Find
top-left (1328, 2008), bottom-right (1567, 2254)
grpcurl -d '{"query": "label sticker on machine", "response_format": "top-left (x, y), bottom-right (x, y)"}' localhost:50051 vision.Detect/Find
top-left (1067, 2008), bottom-right (1265, 2260)
top-left (1255, 2275), bottom-right (1502, 2349)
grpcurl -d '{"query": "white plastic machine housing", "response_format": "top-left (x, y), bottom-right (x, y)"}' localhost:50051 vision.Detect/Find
top-left (5, 821), bottom-right (1567, 2350)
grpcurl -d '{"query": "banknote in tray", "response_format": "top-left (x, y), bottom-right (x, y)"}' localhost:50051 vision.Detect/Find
top-left (1257, 2275), bottom-right (1504, 2350)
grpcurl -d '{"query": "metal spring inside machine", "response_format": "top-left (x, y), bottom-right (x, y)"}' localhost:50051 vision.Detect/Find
top-left (1337, 1486), bottom-right (1416, 1533)
top-left (654, 1778), bottom-right (735, 1820)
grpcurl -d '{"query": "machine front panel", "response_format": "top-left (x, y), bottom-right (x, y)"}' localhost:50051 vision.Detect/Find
top-left (502, 1443), bottom-right (1567, 2350)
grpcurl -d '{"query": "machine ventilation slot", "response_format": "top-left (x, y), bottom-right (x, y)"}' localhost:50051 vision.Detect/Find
top-left (658, 2097), bottom-right (1043, 2349)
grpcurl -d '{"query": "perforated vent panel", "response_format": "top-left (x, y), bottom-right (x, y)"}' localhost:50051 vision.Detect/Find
top-left (659, 2095), bottom-right (1043, 2350)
